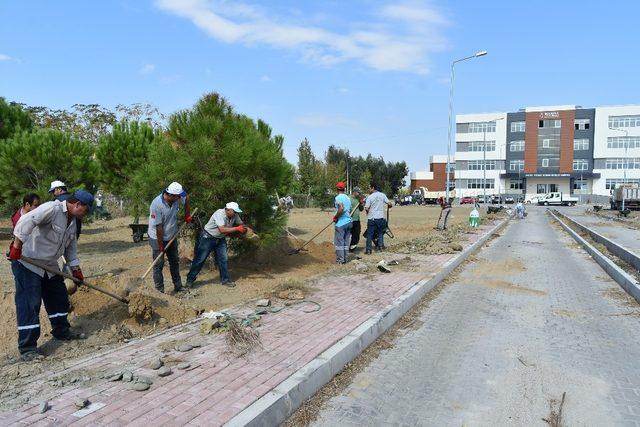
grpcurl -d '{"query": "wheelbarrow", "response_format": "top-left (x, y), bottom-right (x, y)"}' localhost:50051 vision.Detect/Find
top-left (129, 223), bottom-right (148, 243)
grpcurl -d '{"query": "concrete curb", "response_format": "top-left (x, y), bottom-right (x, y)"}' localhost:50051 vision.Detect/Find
top-left (553, 210), bottom-right (640, 271)
top-left (548, 210), bottom-right (640, 303)
top-left (225, 218), bottom-right (510, 427)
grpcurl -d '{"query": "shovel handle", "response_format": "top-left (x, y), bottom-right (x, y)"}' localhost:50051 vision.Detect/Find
top-left (292, 202), bottom-right (361, 254)
top-left (20, 257), bottom-right (129, 304)
top-left (141, 207), bottom-right (198, 280)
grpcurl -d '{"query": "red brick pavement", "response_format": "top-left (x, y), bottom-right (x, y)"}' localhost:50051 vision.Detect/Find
top-left (1, 222), bottom-right (497, 426)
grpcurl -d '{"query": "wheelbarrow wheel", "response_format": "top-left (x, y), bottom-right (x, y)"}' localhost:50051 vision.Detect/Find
top-left (133, 232), bottom-right (143, 243)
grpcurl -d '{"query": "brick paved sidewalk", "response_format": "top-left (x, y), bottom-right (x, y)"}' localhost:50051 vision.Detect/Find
top-left (1, 221), bottom-right (499, 426)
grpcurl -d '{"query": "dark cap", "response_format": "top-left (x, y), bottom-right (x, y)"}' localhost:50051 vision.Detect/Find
top-left (72, 190), bottom-right (94, 212)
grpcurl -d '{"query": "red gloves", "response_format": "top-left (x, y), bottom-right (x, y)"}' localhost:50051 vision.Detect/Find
top-left (158, 242), bottom-right (165, 253)
top-left (185, 214), bottom-right (193, 224)
top-left (72, 269), bottom-right (84, 282)
top-left (234, 225), bottom-right (247, 234)
top-left (332, 215), bottom-right (338, 223)
top-left (8, 244), bottom-right (21, 261)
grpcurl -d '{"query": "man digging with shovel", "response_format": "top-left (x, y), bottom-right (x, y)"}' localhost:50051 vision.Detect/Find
top-left (185, 202), bottom-right (248, 288)
top-left (9, 190), bottom-right (94, 361)
top-left (148, 182), bottom-right (192, 293)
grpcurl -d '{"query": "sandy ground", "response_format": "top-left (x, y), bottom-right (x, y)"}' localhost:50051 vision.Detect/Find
top-left (0, 205), bottom-right (475, 367)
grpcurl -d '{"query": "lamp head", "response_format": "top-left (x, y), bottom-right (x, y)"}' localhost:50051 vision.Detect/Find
top-left (475, 50), bottom-right (488, 57)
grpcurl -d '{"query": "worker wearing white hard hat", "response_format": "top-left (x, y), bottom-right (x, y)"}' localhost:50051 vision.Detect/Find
top-left (147, 182), bottom-right (192, 293)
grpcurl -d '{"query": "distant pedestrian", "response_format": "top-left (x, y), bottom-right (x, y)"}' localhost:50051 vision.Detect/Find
top-left (437, 196), bottom-right (452, 230)
top-left (349, 187), bottom-right (365, 251)
top-left (516, 201), bottom-right (525, 219)
top-left (148, 182), bottom-right (192, 293)
top-left (333, 182), bottom-right (352, 264)
top-left (186, 202), bottom-right (247, 288)
top-left (364, 182), bottom-right (392, 254)
top-left (11, 193), bottom-right (41, 230)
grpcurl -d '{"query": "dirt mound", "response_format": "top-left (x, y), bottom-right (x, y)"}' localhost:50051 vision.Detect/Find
top-left (128, 293), bottom-right (153, 320)
top-left (391, 224), bottom-right (471, 255)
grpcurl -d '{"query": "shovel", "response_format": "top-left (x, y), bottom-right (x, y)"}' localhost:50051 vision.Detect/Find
top-left (289, 203), bottom-right (361, 255)
top-left (21, 257), bottom-right (129, 304)
top-left (141, 207), bottom-right (198, 280)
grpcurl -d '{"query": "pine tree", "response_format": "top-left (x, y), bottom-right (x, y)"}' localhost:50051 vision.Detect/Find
top-left (127, 92), bottom-right (294, 250)
top-left (0, 98), bottom-right (33, 140)
top-left (0, 128), bottom-right (98, 208)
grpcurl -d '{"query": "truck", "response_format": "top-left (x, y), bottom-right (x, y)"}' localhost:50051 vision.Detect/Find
top-left (412, 187), bottom-right (456, 204)
top-left (610, 183), bottom-right (640, 210)
top-left (537, 192), bottom-right (579, 206)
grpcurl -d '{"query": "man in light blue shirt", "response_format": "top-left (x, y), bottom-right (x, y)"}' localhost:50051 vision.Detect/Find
top-left (364, 182), bottom-right (392, 254)
top-left (333, 182), bottom-right (352, 264)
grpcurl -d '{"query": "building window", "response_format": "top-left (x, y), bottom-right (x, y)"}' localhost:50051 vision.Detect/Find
top-left (468, 141), bottom-right (496, 152)
top-left (510, 140), bottom-right (525, 152)
top-left (466, 179), bottom-right (494, 189)
top-left (573, 139), bottom-right (589, 150)
top-left (510, 178), bottom-right (524, 190)
top-left (539, 119), bottom-right (561, 128)
top-left (574, 119), bottom-right (591, 130)
top-left (537, 184), bottom-right (558, 194)
top-left (509, 160), bottom-right (524, 172)
top-left (606, 179), bottom-right (640, 190)
top-left (542, 158), bottom-right (549, 167)
top-left (609, 115), bottom-right (640, 128)
top-left (607, 136), bottom-right (640, 149)
top-left (457, 121), bottom-right (496, 133)
top-left (605, 158), bottom-right (640, 169)
top-left (542, 138), bottom-right (551, 148)
top-left (573, 159), bottom-right (589, 171)
top-left (510, 121), bottom-right (526, 132)
top-left (572, 178), bottom-right (588, 191)
top-left (468, 160), bottom-right (496, 170)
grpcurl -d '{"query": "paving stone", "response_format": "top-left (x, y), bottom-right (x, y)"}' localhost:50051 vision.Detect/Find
top-left (157, 367), bottom-right (172, 377)
top-left (130, 382), bottom-right (150, 392)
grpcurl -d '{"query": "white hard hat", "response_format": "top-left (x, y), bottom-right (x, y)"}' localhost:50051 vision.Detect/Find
top-left (48, 180), bottom-right (66, 193)
top-left (225, 202), bottom-right (242, 213)
top-left (165, 182), bottom-right (186, 196)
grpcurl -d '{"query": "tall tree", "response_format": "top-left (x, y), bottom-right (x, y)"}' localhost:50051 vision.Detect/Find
top-left (127, 92), bottom-right (293, 250)
top-left (0, 128), bottom-right (98, 208)
top-left (0, 98), bottom-right (33, 140)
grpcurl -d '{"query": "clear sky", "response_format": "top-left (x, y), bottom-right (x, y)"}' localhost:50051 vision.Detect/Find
top-left (1, 0), bottom-right (639, 175)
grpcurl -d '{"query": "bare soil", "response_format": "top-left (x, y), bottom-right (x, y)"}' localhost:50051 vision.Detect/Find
top-left (0, 205), bottom-right (474, 367)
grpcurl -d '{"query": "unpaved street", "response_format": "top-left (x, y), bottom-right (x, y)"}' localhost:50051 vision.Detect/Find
top-left (313, 207), bottom-right (640, 426)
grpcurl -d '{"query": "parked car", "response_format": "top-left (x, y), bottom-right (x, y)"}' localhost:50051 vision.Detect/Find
top-left (476, 195), bottom-right (486, 203)
top-left (460, 196), bottom-right (475, 204)
top-left (504, 196), bottom-right (515, 204)
top-left (490, 195), bottom-right (502, 204)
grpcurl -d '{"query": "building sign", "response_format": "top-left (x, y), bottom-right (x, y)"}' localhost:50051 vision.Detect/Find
top-left (525, 173), bottom-right (570, 177)
top-left (539, 111), bottom-right (560, 119)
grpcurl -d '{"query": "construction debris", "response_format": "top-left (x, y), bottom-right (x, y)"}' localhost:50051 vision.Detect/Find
top-left (157, 367), bottom-right (172, 377)
top-left (377, 261), bottom-right (392, 273)
top-left (39, 401), bottom-right (49, 414)
top-left (224, 316), bottom-right (262, 357)
top-left (74, 398), bottom-right (89, 409)
top-left (353, 261), bottom-right (369, 273)
top-left (256, 299), bottom-right (271, 307)
top-left (129, 382), bottom-right (150, 392)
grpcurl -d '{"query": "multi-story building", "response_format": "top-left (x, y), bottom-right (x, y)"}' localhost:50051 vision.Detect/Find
top-left (409, 155), bottom-right (454, 192)
top-left (454, 104), bottom-right (640, 200)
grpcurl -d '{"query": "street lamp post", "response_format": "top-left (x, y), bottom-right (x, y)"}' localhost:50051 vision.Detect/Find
top-left (610, 127), bottom-right (630, 211)
top-left (446, 50), bottom-right (487, 204)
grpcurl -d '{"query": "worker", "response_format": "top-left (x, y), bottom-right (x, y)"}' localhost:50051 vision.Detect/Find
top-left (11, 193), bottom-right (41, 229)
top-left (516, 201), bottom-right (525, 219)
top-left (185, 202), bottom-right (247, 288)
top-left (333, 182), bottom-right (352, 264)
top-left (49, 180), bottom-right (83, 239)
top-left (9, 190), bottom-right (94, 361)
top-left (148, 182), bottom-right (192, 293)
top-left (349, 187), bottom-right (365, 252)
top-left (437, 196), bottom-right (452, 230)
top-left (364, 182), bottom-right (392, 255)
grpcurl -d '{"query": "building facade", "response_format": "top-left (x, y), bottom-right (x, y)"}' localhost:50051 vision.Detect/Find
top-left (410, 155), bottom-right (454, 192)
top-left (454, 104), bottom-right (640, 200)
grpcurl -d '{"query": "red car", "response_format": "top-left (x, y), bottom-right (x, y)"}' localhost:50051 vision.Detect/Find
top-left (460, 196), bottom-right (475, 204)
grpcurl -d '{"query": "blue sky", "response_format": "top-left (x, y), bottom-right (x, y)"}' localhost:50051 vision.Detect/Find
top-left (1, 0), bottom-right (639, 175)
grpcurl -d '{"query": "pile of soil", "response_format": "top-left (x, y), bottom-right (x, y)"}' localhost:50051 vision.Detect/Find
top-left (391, 224), bottom-right (472, 255)
top-left (128, 293), bottom-right (153, 320)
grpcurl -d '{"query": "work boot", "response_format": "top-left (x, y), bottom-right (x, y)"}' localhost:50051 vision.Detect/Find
top-left (364, 250), bottom-right (372, 255)
top-left (185, 281), bottom-right (194, 289)
top-left (221, 281), bottom-right (236, 288)
top-left (54, 330), bottom-right (85, 341)
top-left (349, 245), bottom-right (357, 251)
top-left (20, 351), bottom-right (44, 362)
